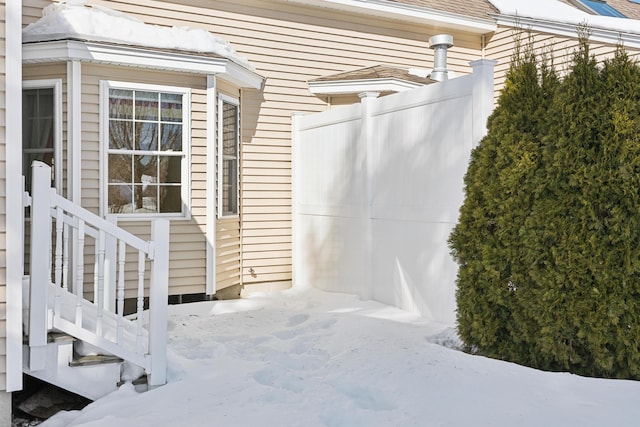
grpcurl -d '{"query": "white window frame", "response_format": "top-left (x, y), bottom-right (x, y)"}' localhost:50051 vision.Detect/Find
top-left (23, 79), bottom-right (63, 194)
top-left (217, 94), bottom-right (240, 218)
top-left (100, 80), bottom-right (191, 219)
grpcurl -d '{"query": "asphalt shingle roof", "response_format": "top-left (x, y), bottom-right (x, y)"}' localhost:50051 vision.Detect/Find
top-left (605, 0), bottom-right (640, 19)
top-left (385, 0), bottom-right (498, 20)
top-left (310, 64), bottom-right (436, 85)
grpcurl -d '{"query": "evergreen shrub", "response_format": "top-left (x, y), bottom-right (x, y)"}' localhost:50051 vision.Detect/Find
top-left (449, 32), bottom-right (640, 379)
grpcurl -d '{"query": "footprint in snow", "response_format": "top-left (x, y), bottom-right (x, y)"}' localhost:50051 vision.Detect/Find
top-left (252, 368), bottom-right (304, 393)
top-left (287, 313), bottom-right (309, 327)
top-left (274, 317), bottom-right (338, 340)
top-left (331, 381), bottom-right (397, 411)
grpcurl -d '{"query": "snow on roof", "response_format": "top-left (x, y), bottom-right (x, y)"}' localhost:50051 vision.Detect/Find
top-left (488, 0), bottom-right (640, 36)
top-left (22, 0), bottom-right (254, 70)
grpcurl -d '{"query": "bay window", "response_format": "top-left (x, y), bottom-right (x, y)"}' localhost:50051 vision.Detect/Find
top-left (103, 82), bottom-right (190, 217)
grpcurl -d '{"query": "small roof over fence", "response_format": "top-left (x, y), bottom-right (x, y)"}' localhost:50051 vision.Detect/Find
top-left (308, 65), bottom-right (436, 96)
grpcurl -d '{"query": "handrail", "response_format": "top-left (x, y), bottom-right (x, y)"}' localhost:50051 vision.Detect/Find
top-left (28, 161), bottom-right (169, 387)
top-left (53, 195), bottom-right (151, 254)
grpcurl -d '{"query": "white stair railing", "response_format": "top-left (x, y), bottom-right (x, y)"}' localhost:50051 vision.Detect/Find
top-left (28, 161), bottom-right (169, 387)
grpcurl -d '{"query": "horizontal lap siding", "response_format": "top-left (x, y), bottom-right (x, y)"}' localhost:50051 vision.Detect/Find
top-left (23, 0), bottom-right (50, 25)
top-left (485, 26), bottom-right (640, 103)
top-left (0, 0), bottom-right (5, 390)
top-left (93, 0), bottom-right (483, 287)
top-left (217, 219), bottom-right (241, 290)
top-left (81, 65), bottom-right (210, 296)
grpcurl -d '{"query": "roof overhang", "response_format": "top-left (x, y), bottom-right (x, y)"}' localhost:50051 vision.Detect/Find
top-left (284, 0), bottom-right (497, 34)
top-left (22, 39), bottom-right (265, 90)
top-left (308, 77), bottom-right (424, 95)
top-left (493, 14), bottom-right (640, 50)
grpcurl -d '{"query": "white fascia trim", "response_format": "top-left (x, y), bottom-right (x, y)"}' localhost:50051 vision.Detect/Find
top-left (205, 75), bottom-right (217, 295)
top-left (222, 61), bottom-right (265, 90)
top-left (23, 40), bottom-right (265, 89)
top-left (285, 0), bottom-right (496, 34)
top-left (5, 0), bottom-right (24, 392)
top-left (308, 78), bottom-right (422, 95)
top-left (494, 14), bottom-right (640, 49)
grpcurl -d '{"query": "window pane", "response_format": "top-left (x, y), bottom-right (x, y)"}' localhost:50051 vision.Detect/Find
top-left (579, 0), bottom-right (626, 17)
top-left (108, 154), bottom-right (132, 183)
top-left (109, 120), bottom-right (134, 150)
top-left (161, 123), bottom-right (182, 151)
top-left (223, 103), bottom-right (238, 157)
top-left (135, 91), bottom-right (159, 121)
top-left (159, 156), bottom-right (182, 184)
top-left (108, 184), bottom-right (133, 213)
top-left (135, 184), bottom-right (158, 213)
top-left (161, 93), bottom-right (183, 122)
top-left (160, 185), bottom-right (182, 213)
top-left (136, 122), bottom-right (158, 151)
top-left (223, 158), bottom-right (238, 215)
top-left (134, 155), bottom-right (158, 185)
top-left (109, 89), bottom-right (133, 119)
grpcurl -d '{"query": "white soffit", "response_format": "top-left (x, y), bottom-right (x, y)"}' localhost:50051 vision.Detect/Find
top-left (309, 78), bottom-right (423, 95)
top-left (23, 40), bottom-right (264, 90)
top-left (284, 0), bottom-right (496, 34)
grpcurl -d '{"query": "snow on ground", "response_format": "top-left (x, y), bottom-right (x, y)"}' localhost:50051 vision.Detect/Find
top-left (42, 289), bottom-right (640, 427)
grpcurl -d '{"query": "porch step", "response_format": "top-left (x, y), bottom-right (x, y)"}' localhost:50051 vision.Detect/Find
top-left (70, 354), bottom-right (123, 367)
top-left (23, 337), bottom-right (122, 400)
top-left (48, 332), bottom-right (75, 344)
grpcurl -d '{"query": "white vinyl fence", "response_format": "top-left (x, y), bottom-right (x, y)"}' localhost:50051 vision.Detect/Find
top-left (292, 59), bottom-right (496, 324)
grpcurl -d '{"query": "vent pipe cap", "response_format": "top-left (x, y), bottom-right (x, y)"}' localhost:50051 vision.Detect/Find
top-left (429, 34), bottom-right (454, 82)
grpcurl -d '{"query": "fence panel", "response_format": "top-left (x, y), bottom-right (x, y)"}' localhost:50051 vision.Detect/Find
top-left (293, 60), bottom-right (496, 324)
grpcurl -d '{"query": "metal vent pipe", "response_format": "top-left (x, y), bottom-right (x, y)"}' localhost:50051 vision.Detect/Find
top-left (429, 34), bottom-right (454, 81)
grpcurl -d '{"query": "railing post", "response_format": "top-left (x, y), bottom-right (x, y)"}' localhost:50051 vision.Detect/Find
top-left (104, 215), bottom-right (118, 313)
top-left (29, 161), bottom-right (53, 371)
top-left (148, 219), bottom-right (169, 387)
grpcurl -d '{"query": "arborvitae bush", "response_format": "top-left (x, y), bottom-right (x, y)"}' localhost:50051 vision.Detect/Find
top-left (450, 32), bottom-right (640, 379)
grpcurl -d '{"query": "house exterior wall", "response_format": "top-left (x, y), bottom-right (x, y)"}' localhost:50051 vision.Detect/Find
top-left (22, 59), bottom-right (243, 297)
top-left (21, 0), bottom-right (640, 299)
top-left (77, 0), bottom-right (486, 290)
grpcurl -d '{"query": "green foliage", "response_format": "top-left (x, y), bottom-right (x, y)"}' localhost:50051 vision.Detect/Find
top-left (450, 31), bottom-right (640, 379)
